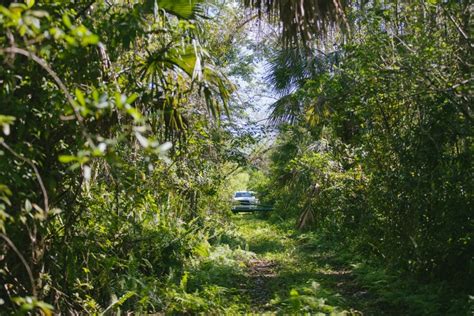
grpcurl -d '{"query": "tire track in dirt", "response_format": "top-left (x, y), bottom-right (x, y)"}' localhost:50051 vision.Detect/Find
top-left (245, 258), bottom-right (278, 311)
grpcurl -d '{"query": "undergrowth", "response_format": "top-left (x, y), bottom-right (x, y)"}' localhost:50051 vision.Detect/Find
top-left (195, 214), bottom-right (473, 315)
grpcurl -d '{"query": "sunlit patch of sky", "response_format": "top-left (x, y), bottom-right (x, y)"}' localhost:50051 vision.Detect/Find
top-left (207, 0), bottom-right (279, 148)
top-left (227, 19), bottom-right (281, 142)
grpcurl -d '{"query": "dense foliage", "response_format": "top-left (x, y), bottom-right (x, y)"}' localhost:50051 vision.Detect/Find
top-left (1, 0), bottom-right (472, 313)
top-left (0, 0), bottom-right (257, 313)
top-left (253, 0), bottom-right (472, 309)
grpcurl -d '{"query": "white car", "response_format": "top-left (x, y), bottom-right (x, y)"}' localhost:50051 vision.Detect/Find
top-left (232, 191), bottom-right (272, 213)
top-left (233, 191), bottom-right (258, 206)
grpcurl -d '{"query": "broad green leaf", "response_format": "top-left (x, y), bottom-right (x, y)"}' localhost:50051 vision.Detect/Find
top-left (75, 88), bottom-right (85, 106)
top-left (155, 0), bottom-right (202, 19)
top-left (62, 14), bottom-right (72, 28)
top-left (25, 0), bottom-right (34, 9)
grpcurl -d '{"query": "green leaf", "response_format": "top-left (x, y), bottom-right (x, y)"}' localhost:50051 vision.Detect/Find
top-left (193, 241), bottom-right (210, 257)
top-left (101, 292), bottom-right (136, 315)
top-left (24, 199), bottom-right (32, 212)
top-left (126, 93), bottom-right (138, 105)
top-left (180, 271), bottom-right (189, 289)
top-left (75, 88), bottom-right (85, 106)
top-left (0, 115), bottom-right (15, 125)
top-left (25, 0), bottom-right (34, 9)
top-left (0, 115), bottom-right (15, 136)
top-left (58, 155), bottom-right (76, 163)
top-left (80, 33), bottom-right (99, 46)
top-left (290, 289), bottom-right (299, 297)
top-left (155, 0), bottom-right (202, 19)
top-left (62, 14), bottom-right (72, 28)
top-left (126, 106), bottom-right (142, 121)
top-left (162, 46), bottom-right (197, 77)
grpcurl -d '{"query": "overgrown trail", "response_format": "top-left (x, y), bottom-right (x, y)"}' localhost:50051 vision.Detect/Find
top-left (246, 258), bottom-right (277, 310)
top-left (190, 214), bottom-right (450, 314)
top-left (226, 214), bottom-right (371, 314)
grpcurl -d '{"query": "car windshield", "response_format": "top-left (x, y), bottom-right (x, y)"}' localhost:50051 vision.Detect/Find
top-left (235, 192), bottom-right (253, 198)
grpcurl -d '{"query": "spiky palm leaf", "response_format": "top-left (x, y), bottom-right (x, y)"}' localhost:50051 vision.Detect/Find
top-left (266, 48), bottom-right (338, 126)
top-left (243, 0), bottom-right (348, 45)
top-left (133, 0), bottom-right (234, 141)
top-left (140, 44), bottom-right (233, 140)
top-left (269, 93), bottom-right (303, 125)
top-left (265, 48), bottom-right (330, 95)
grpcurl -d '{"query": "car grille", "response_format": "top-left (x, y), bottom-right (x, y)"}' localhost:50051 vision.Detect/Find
top-left (239, 200), bottom-right (251, 205)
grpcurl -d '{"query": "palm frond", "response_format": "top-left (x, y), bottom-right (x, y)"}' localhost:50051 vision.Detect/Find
top-left (265, 48), bottom-right (337, 95)
top-left (269, 93), bottom-right (302, 126)
top-left (265, 48), bottom-right (312, 95)
top-left (153, 0), bottom-right (204, 19)
top-left (243, 0), bottom-right (348, 45)
top-left (297, 206), bottom-right (315, 229)
top-left (266, 47), bottom-right (342, 127)
top-left (139, 43), bottom-right (234, 140)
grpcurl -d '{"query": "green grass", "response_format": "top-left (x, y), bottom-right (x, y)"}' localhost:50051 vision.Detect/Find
top-left (232, 214), bottom-right (360, 314)
top-left (180, 213), bottom-right (471, 315)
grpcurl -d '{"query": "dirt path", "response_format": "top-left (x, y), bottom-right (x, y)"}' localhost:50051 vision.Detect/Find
top-left (232, 214), bottom-right (369, 314)
top-left (246, 258), bottom-right (277, 311)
